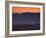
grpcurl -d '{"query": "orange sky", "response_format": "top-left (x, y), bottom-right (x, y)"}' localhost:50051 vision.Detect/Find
top-left (12, 7), bottom-right (40, 14)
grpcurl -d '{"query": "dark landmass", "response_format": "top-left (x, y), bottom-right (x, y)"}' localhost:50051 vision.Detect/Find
top-left (12, 12), bottom-right (40, 31)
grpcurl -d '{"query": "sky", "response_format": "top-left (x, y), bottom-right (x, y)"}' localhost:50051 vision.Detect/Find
top-left (12, 7), bottom-right (40, 14)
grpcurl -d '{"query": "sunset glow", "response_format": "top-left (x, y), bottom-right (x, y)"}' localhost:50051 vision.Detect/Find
top-left (12, 7), bottom-right (40, 14)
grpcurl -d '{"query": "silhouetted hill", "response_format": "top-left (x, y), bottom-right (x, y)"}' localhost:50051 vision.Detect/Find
top-left (14, 12), bottom-right (40, 15)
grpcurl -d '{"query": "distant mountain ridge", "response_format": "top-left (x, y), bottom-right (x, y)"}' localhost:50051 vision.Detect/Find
top-left (13, 12), bottom-right (40, 15)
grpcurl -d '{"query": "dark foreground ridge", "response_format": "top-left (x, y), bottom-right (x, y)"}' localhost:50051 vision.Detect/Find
top-left (12, 12), bottom-right (40, 31)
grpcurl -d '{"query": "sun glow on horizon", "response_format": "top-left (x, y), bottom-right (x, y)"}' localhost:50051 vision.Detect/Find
top-left (12, 7), bottom-right (40, 14)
